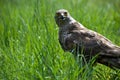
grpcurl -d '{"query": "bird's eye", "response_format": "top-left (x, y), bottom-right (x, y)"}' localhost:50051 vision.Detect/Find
top-left (56, 12), bottom-right (61, 16)
top-left (64, 12), bottom-right (67, 16)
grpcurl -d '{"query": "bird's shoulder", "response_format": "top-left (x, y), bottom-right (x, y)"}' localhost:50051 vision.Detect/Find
top-left (68, 22), bottom-right (86, 31)
top-left (68, 22), bottom-right (96, 38)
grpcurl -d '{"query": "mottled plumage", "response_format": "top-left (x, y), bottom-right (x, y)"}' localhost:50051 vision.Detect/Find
top-left (54, 9), bottom-right (120, 69)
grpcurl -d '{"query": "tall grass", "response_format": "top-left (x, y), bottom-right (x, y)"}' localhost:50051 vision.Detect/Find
top-left (0, 0), bottom-right (120, 80)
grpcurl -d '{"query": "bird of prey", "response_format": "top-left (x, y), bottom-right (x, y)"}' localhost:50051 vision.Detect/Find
top-left (54, 9), bottom-right (120, 69)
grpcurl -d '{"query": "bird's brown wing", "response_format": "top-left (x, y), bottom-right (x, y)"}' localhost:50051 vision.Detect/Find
top-left (65, 29), bottom-right (101, 49)
top-left (65, 29), bottom-right (120, 69)
top-left (65, 22), bottom-right (103, 49)
top-left (64, 28), bottom-right (120, 55)
top-left (60, 29), bottom-right (100, 55)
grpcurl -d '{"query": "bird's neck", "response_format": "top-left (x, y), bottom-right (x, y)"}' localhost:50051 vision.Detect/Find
top-left (59, 17), bottom-right (86, 31)
top-left (69, 17), bottom-right (76, 24)
top-left (59, 17), bottom-right (76, 27)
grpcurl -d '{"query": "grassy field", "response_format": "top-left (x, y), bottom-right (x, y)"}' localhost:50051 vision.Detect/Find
top-left (0, 0), bottom-right (120, 80)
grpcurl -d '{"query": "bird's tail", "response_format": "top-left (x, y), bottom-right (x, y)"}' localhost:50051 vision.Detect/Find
top-left (98, 55), bottom-right (120, 69)
top-left (98, 47), bottom-right (120, 69)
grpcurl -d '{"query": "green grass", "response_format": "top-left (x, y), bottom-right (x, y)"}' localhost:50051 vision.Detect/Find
top-left (0, 0), bottom-right (120, 80)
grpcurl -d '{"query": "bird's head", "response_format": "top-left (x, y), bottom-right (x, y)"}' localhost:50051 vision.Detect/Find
top-left (54, 9), bottom-right (72, 27)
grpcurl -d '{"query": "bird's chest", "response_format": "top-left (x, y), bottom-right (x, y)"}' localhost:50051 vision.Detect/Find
top-left (59, 30), bottom-right (69, 44)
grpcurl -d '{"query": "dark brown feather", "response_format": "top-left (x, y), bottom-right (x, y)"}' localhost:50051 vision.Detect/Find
top-left (55, 9), bottom-right (120, 69)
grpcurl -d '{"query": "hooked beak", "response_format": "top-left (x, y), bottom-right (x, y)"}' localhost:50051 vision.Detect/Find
top-left (60, 16), bottom-right (65, 20)
top-left (59, 13), bottom-right (65, 20)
